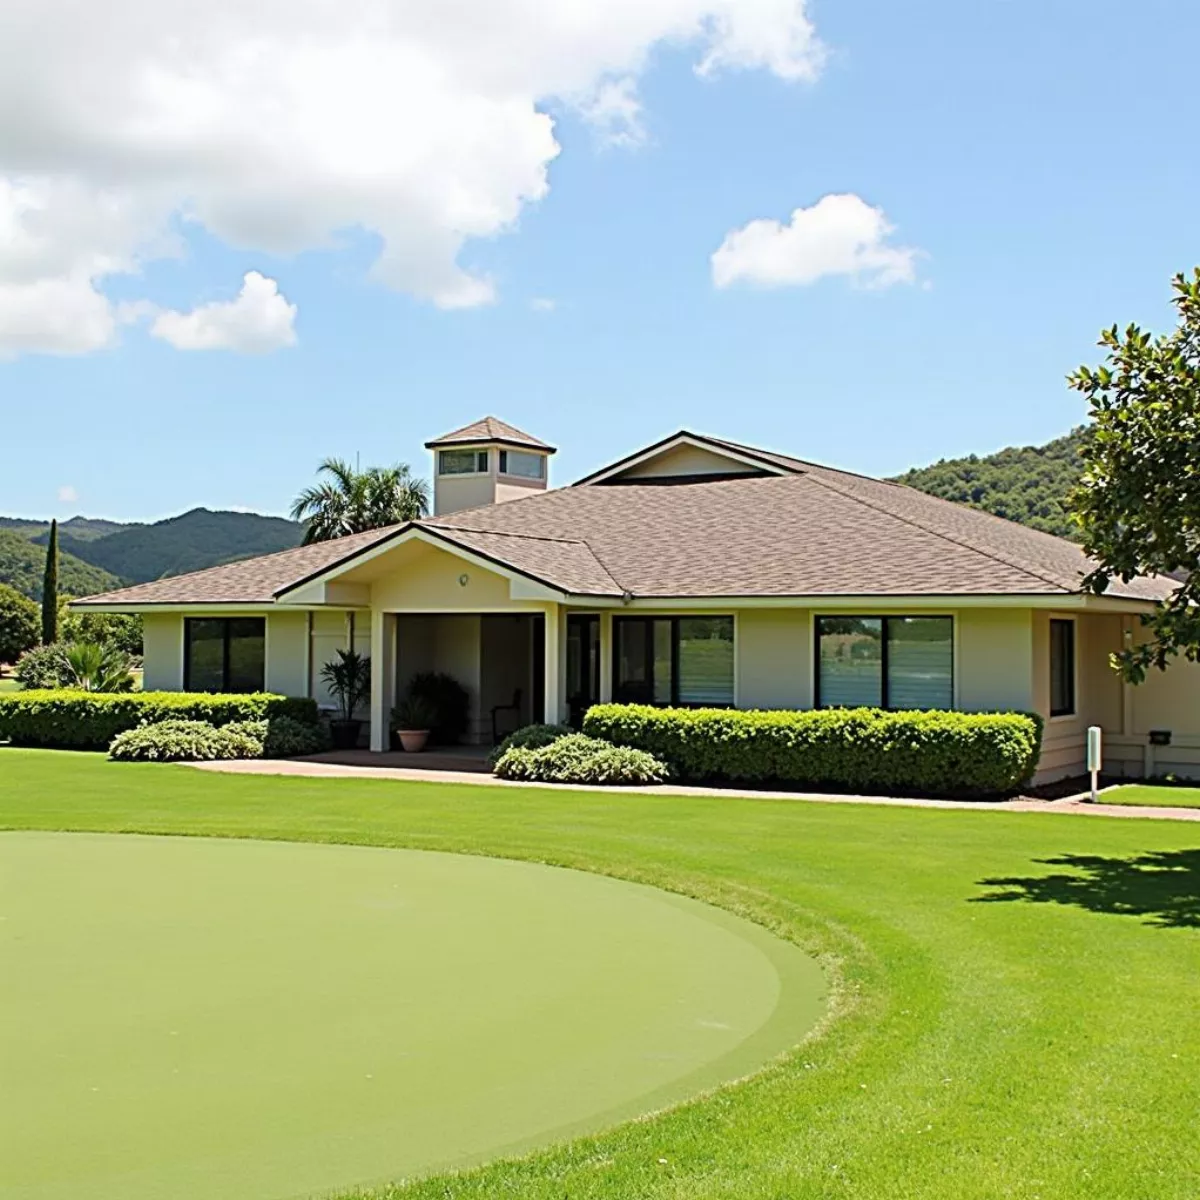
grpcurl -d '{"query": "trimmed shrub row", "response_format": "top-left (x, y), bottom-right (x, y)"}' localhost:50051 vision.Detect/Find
top-left (0, 690), bottom-right (318, 750)
top-left (493, 732), bottom-right (670, 786)
top-left (110, 719), bottom-right (267, 762)
top-left (108, 715), bottom-right (330, 762)
top-left (583, 704), bottom-right (1043, 796)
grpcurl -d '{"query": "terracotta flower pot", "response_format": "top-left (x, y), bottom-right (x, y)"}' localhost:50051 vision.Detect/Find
top-left (396, 729), bottom-right (430, 753)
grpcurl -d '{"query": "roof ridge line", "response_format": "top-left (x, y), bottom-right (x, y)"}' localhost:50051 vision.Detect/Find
top-left (803, 471), bottom-right (1076, 593)
top-left (430, 523), bottom-right (588, 547)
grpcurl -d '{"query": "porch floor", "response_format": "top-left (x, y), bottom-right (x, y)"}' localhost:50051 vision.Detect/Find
top-left (303, 745), bottom-right (493, 774)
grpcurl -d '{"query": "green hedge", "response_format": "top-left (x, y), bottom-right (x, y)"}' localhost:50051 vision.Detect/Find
top-left (583, 704), bottom-right (1043, 796)
top-left (0, 690), bottom-right (318, 750)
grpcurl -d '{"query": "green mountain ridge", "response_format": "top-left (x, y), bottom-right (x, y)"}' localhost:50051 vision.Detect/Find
top-left (32, 508), bottom-right (304, 584)
top-left (0, 530), bottom-right (122, 601)
top-left (0, 508), bottom-right (303, 601)
top-left (889, 427), bottom-right (1087, 540)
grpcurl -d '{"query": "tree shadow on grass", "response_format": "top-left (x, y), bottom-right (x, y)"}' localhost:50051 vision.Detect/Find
top-left (975, 849), bottom-right (1200, 929)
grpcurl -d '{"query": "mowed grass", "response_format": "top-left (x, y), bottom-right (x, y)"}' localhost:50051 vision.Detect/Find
top-left (3, 749), bottom-right (1198, 1200)
top-left (1104, 783), bottom-right (1200, 809)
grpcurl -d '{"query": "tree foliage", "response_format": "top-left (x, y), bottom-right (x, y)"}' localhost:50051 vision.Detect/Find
top-left (291, 458), bottom-right (430, 544)
top-left (41, 520), bottom-right (58, 644)
top-left (892, 428), bottom-right (1088, 539)
top-left (0, 583), bottom-right (39, 665)
top-left (1068, 268), bottom-right (1200, 682)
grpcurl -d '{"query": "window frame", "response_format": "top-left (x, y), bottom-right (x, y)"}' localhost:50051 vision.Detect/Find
top-left (498, 448), bottom-right (546, 480)
top-left (612, 615), bottom-right (736, 708)
top-left (184, 616), bottom-right (266, 693)
top-left (814, 614), bottom-right (955, 711)
top-left (1049, 617), bottom-right (1077, 719)
top-left (437, 448), bottom-right (490, 476)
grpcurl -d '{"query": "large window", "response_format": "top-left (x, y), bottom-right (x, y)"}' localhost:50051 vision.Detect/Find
top-left (438, 449), bottom-right (489, 475)
top-left (614, 616), bottom-right (734, 706)
top-left (184, 618), bottom-right (265, 693)
top-left (499, 449), bottom-right (546, 480)
top-left (1049, 618), bottom-right (1076, 717)
top-left (816, 616), bottom-right (953, 710)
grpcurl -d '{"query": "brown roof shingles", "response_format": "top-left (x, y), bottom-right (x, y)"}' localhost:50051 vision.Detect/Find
top-left (73, 433), bottom-right (1175, 607)
top-left (424, 416), bottom-right (555, 451)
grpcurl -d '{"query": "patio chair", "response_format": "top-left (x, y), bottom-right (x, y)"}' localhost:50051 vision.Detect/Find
top-left (491, 688), bottom-right (522, 744)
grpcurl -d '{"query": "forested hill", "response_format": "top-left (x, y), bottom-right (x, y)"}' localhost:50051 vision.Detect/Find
top-left (0, 530), bottom-right (121, 601)
top-left (39, 508), bottom-right (304, 584)
top-left (1, 508), bottom-right (303, 599)
top-left (890, 427), bottom-right (1087, 540)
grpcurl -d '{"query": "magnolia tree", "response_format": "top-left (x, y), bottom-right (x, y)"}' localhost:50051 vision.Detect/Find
top-left (1069, 268), bottom-right (1200, 681)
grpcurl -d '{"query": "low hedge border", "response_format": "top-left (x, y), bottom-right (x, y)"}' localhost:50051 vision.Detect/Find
top-left (493, 733), bottom-right (670, 786)
top-left (583, 704), bottom-right (1043, 797)
top-left (0, 691), bottom-right (318, 750)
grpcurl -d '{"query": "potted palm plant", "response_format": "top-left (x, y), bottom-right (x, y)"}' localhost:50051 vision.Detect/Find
top-left (319, 649), bottom-right (371, 750)
top-left (390, 694), bottom-right (437, 753)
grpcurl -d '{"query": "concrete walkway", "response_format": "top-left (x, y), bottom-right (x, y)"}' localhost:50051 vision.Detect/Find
top-left (188, 759), bottom-right (1200, 822)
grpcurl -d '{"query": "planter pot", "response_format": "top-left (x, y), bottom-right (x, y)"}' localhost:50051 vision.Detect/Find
top-left (329, 719), bottom-right (362, 751)
top-left (395, 729), bottom-right (430, 753)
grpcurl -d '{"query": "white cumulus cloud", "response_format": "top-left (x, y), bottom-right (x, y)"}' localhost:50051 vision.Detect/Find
top-left (151, 272), bottom-right (297, 353)
top-left (57, 485), bottom-right (79, 504)
top-left (711, 193), bottom-right (921, 291)
top-left (0, 1), bottom-right (825, 356)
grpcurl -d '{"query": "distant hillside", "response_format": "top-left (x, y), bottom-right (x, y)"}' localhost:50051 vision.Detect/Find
top-left (39, 508), bottom-right (304, 583)
top-left (0, 515), bottom-right (129, 542)
top-left (0, 530), bottom-right (122, 601)
top-left (891, 427), bottom-right (1088, 540)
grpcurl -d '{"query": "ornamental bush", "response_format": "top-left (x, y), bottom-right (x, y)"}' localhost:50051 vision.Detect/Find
top-left (0, 690), bottom-right (318, 749)
top-left (493, 732), bottom-right (670, 786)
top-left (583, 704), bottom-right (1043, 797)
top-left (487, 723), bottom-right (572, 768)
top-left (262, 715), bottom-right (331, 758)
top-left (109, 719), bottom-right (266, 762)
top-left (13, 642), bottom-right (73, 690)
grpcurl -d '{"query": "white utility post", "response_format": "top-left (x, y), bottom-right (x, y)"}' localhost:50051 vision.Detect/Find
top-left (1086, 725), bottom-right (1102, 803)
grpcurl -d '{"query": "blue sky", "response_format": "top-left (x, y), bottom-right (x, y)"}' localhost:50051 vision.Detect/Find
top-left (1, 0), bottom-right (1197, 521)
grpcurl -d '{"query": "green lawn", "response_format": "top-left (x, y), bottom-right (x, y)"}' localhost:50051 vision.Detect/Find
top-left (0, 676), bottom-right (18, 692)
top-left (1103, 783), bottom-right (1200, 809)
top-left (3, 749), bottom-right (1198, 1200)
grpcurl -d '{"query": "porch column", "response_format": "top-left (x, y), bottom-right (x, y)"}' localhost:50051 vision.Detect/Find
top-left (543, 605), bottom-right (563, 724)
top-left (369, 610), bottom-right (396, 752)
top-left (598, 612), bottom-right (613, 703)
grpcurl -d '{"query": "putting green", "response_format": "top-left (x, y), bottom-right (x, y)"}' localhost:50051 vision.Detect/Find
top-left (1, 832), bottom-right (824, 1200)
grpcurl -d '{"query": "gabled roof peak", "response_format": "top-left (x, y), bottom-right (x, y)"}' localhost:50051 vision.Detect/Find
top-left (425, 416), bottom-right (555, 452)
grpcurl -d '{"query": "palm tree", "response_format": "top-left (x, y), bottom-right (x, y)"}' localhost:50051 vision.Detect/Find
top-left (290, 458), bottom-right (430, 544)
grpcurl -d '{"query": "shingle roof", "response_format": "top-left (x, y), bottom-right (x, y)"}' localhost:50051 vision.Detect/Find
top-left (72, 431), bottom-right (1175, 607)
top-left (424, 416), bottom-right (555, 452)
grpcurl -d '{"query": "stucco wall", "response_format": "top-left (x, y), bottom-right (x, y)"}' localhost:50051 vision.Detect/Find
top-left (955, 608), bottom-right (1034, 712)
top-left (141, 613), bottom-right (183, 691)
top-left (736, 609), bottom-right (810, 708)
top-left (1030, 611), bottom-right (1124, 782)
top-left (265, 611), bottom-right (308, 697)
top-left (367, 543), bottom-right (515, 610)
top-left (433, 472), bottom-right (500, 518)
top-left (309, 610), bottom-right (350, 711)
top-left (618, 443), bottom-right (760, 480)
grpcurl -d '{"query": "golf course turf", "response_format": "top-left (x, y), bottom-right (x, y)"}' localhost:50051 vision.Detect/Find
top-left (3, 831), bottom-right (822, 1200)
top-left (2, 748), bottom-right (1198, 1200)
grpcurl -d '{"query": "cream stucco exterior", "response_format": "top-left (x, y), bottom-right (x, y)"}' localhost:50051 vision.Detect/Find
top-left (117, 530), bottom-right (1200, 784)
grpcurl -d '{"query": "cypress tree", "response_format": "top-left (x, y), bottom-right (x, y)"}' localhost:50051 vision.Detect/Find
top-left (41, 519), bottom-right (59, 645)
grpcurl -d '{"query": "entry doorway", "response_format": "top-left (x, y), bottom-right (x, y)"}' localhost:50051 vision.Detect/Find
top-left (567, 614), bottom-right (601, 728)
